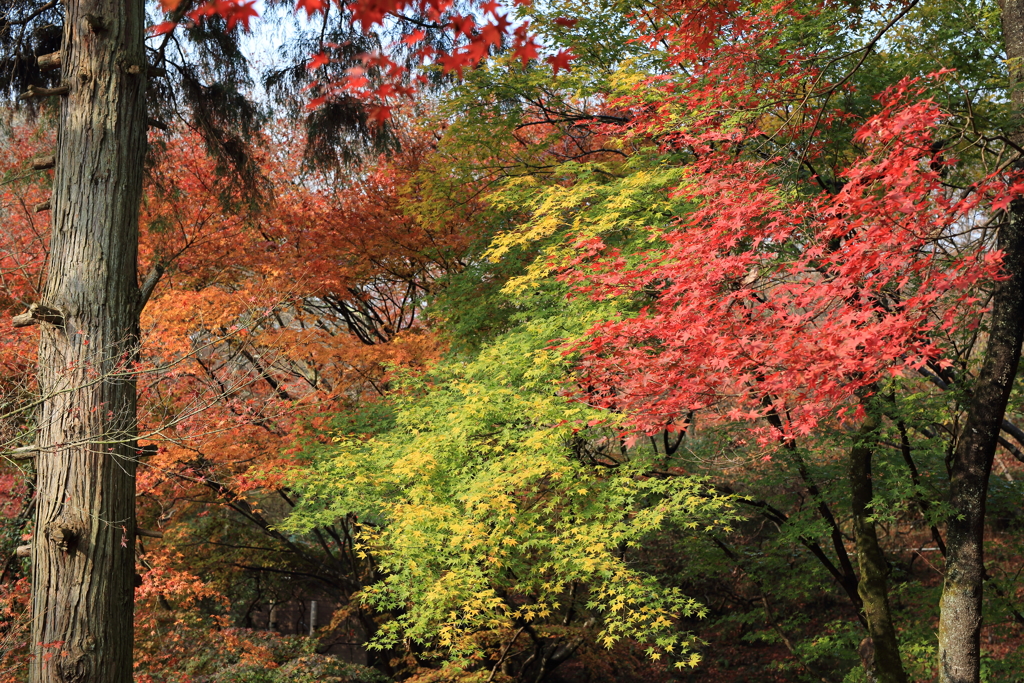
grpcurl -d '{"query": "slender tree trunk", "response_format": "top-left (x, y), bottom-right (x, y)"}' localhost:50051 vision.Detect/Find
top-left (936, 5), bottom-right (1024, 675)
top-left (850, 416), bottom-right (907, 683)
top-left (28, 1), bottom-right (147, 682)
top-left (936, 209), bottom-right (1024, 683)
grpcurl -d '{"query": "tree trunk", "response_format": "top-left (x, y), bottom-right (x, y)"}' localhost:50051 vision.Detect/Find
top-left (850, 416), bottom-right (907, 683)
top-left (28, 1), bottom-right (147, 682)
top-left (936, 213), bottom-right (1024, 682)
top-left (936, 3), bottom-right (1024, 682)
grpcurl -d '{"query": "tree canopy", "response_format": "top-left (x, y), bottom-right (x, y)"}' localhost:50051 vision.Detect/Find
top-left (0, 0), bottom-right (1021, 681)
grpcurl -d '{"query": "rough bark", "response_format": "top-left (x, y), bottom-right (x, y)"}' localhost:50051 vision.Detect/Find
top-left (850, 416), bottom-right (907, 683)
top-left (936, 211), bottom-right (1024, 683)
top-left (28, 1), bottom-right (147, 682)
top-left (935, 2), bottom-right (1024, 681)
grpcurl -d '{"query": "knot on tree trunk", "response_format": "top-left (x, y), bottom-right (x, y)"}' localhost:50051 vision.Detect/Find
top-left (44, 519), bottom-right (82, 554)
top-left (37, 51), bottom-right (61, 71)
top-left (83, 13), bottom-right (107, 33)
top-left (56, 635), bottom-right (95, 683)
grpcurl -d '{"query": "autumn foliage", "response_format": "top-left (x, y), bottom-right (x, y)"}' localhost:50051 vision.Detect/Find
top-left (566, 80), bottom-right (1007, 441)
top-left (0, 0), bottom-right (1022, 680)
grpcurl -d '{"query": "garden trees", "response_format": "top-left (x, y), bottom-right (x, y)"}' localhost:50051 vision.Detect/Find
top-left (0, 108), bottom-right (478, 680)
top-left (0, 0), bottom-right (543, 678)
top-left (0, 0), bottom-right (1023, 681)
top-left (131, 122), bottom-right (470, 677)
top-left (0, 2), bottom-right (455, 682)
top-left (282, 0), bottom-right (1024, 680)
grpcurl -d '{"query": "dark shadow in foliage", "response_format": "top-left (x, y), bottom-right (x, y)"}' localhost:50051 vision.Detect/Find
top-left (144, 11), bottom-right (271, 207)
top-left (260, 0), bottom-right (499, 171)
top-left (263, 30), bottom-right (398, 170)
top-left (178, 65), bottom-right (269, 207)
top-left (0, 1), bottom-right (62, 106)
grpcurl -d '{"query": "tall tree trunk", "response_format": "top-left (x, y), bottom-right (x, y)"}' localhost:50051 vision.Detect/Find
top-left (850, 416), bottom-right (907, 683)
top-left (28, 1), bottom-right (147, 682)
top-left (936, 4), bottom-right (1024, 676)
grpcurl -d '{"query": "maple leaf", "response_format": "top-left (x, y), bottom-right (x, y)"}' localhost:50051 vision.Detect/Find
top-left (480, 22), bottom-right (502, 47)
top-left (223, 0), bottom-right (259, 31)
top-left (295, 0), bottom-right (328, 17)
top-left (546, 49), bottom-right (575, 76)
top-left (513, 36), bottom-right (540, 66)
top-left (437, 52), bottom-right (469, 77)
top-left (148, 21), bottom-right (178, 35)
top-left (187, 0), bottom-right (260, 31)
top-left (402, 29), bottom-right (427, 45)
top-left (368, 105), bottom-right (393, 124)
top-left (449, 14), bottom-right (476, 37)
top-left (349, 0), bottom-right (402, 29)
top-left (992, 193), bottom-right (1014, 213)
top-left (307, 52), bottom-right (330, 71)
top-left (463, 39), bottom-right (490, 64)
top-left (488, 12), bottom-right (512, 40)
top-left (160, 0), bottom-right (183, 10)
top-left (305, 94), bottom-right (329, 110)
top-left (552, 17), bottom-right (578, 28)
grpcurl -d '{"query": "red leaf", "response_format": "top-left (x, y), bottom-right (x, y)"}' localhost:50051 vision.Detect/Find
top-left (992, 194), bottom-right (1013, 213)
top-left (437, 52), bottom-right (469, 77)
top-left (402, 29), bottom-right (427, 45)
top-left (295, 0), bottom-right (327, 17)
top-left (307, 52), bottom-right (330, 71)
top-left (545, 48), bottom-right (574, 76)
top-left (305, 95), bottom-right (329, 110)
top-left (512, 36), bottom-right (539, 66)
top-left (367, 105), bottom-right (392, 124)
top-left (449, 14), bottom-right (476, 37)
top-left (223, 0), bottom-right (259, 31)
top-left (189, 0), bottom-right (260, 31)
top-left (480, 22), bottom-right (502, 46)
top-left (148, 21), bottom-right (178, 35)
top-left (463, 38), bottom-right (490, 64)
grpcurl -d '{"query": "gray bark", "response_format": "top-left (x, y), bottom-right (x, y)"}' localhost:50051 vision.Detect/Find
top-left (28, 1), bottom-right (147, 682)
top-left (936, 206), bottom-right (1024, 683)
top-left (936, 4), bottom-right (1024, 678)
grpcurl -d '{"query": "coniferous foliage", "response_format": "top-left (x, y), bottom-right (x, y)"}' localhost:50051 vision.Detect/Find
top-left (0, 2), bottom-right (61, 102)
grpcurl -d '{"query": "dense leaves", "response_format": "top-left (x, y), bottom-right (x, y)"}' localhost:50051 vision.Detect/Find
top-left (0, 0), bottom-right (1022, 680)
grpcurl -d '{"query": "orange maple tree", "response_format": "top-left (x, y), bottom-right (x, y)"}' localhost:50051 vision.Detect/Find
top-left (132, 116), bottom-right (477, 673)
top-left (0, 108), bottom-right (481, 679)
